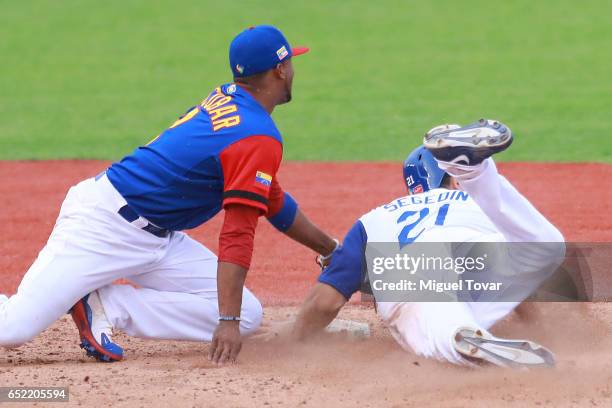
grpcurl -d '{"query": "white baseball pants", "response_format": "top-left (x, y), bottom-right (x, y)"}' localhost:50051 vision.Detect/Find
top-left (377, 159), bottom-right (565, 365)
top-left (0, 175), bottom-right (262, 348)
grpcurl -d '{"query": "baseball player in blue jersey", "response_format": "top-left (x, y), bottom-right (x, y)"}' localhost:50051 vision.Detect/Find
top-left (284, 120), bottom-right (565, 368)
top-left (0, 25), bottom-right (338, 365)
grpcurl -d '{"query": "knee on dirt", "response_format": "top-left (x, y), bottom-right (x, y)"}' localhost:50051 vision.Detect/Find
top-left (0, 318), bottom-right (39, 348)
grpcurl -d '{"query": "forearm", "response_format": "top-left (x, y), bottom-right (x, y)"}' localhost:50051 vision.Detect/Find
top-left (216, 261), bottom-right (248, 317)
top-left (217, 204), bottom-right (259, 317)
top-left (292, 283), bottom-right (346, 341)
top-left (284, 209), bottom-right (337, 256)
top-left (209, 261), bottom-right (247, 365)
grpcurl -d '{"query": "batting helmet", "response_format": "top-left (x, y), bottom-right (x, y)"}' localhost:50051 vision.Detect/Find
top-left (402, 146), bottom-right (447, 194)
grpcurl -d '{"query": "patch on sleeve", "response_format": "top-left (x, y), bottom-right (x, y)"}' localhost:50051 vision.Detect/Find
top-left (412, 184), bottom-right (424, 194)
top-left (255, 171), bottom-right (272, 187)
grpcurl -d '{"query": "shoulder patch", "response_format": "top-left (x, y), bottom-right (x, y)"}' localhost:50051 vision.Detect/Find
top-left (255, 171), bottom-right (272, 187)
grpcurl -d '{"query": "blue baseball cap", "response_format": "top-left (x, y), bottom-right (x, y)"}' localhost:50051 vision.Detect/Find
top-left (229, 25), bottom-right (309, 78)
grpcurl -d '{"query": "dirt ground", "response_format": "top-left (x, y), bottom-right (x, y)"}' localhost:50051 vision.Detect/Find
top-left (1, 160), bottom-right (611, 407)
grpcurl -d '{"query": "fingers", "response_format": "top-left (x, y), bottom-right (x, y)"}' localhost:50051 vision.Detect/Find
top-left (212, 341), bottom-right (240, 366)
top-left (209, 338), bottom-right (240, 365)
top-left (229, 341), bottom-right (242, 363)
top-left (250, 320), bottom-right (294, 342)
top-left (211, 340), bottom-right (225, 365)
top-left (250, 329), bottom-right (280, 342)
top-left (218, 344), bottom-right (231, 365)
top-left (249, 332), bottom-right (272, 341)
top-left (208, 323), bottom-right (242, 365)
top-left (208, 336), bottom-right (219, 361)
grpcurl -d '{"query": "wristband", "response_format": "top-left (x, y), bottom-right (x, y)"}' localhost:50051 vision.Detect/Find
top-left (320, 239), bottom-right (340, 261)
top-left (267, 192), bottom-right (298, 232)
top-left (218, 316), bottom-right (241, 322)
top-left (316, 238), bottom-right (340, 268)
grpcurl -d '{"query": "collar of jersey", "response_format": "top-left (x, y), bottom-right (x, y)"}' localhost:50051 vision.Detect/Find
top-left (221, 83), bottom-right (272, 119)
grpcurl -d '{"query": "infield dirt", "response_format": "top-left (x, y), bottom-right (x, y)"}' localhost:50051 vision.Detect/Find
top-left (1, 161), bottom-right (611, 407)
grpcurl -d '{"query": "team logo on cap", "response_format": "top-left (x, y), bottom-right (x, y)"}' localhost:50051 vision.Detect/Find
top-left (276, 46), bottom-right (289, 60)
top-left (235, 64), bottom-right (244, 74)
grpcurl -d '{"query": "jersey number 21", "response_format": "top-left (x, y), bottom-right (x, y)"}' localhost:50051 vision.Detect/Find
top-left (397, 204), bottom-right (450, 248)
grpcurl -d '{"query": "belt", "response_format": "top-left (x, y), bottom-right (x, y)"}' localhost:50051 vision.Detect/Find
top-left (117, 205), bottom-right (171, 238)
top-left (96, 171), bottom-right (171, 238)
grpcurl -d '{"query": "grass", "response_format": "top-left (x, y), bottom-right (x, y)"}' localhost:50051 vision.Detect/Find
top-left (1, 0), bottom-right (611, 162)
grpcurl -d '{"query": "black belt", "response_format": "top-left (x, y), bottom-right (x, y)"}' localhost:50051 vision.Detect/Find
top-left (96, 170), bottom-right (170, 238)
top-left (117, 205), bottom-right (171, 238)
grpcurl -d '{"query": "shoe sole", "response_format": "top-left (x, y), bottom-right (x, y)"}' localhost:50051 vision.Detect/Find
top-left (424, 119), bottom-right (513, 165)
top-left (453, 327), bottom-right (555, 369)
top-left (70, 300), bottom-right (123, 362)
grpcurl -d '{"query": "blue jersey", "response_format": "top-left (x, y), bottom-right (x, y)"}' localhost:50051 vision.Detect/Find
top-left (106, 83), bottom-right (285, 231)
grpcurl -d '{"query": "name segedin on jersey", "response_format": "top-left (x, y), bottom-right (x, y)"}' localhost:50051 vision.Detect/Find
top-left (382, 189), bottom-right (470, 212)
top-left (360, 188), bottom-right (499, 244)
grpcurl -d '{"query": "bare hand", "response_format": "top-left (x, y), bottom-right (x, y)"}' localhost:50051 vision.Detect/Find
top-left (208, 321), bottom-right (242, 365)
top-left (250, 319), bottom-right (294, 342)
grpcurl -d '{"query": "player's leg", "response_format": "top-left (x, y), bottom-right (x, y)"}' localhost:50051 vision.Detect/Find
top-left (97, 232), bottom-right (263, 342)
top-left (467, 301), bottom-right (519, 329)
top-left (377, 301), bottom-right (555, 368)
top-left (0, 177), bottom-right (159, 348)
top-left (425, 120), bottom-right (563, 244)
top-left (425, 120), bottom-right (564, 341)
top-left (443, 159), bottom-right (563, 243)
top-left (376, 301), bottom-right (479, 365)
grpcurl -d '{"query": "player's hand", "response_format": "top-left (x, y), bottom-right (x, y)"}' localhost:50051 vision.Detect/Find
top-left (250, 319), bottom-right (294, 342)
top-left (316, 238), bottom-right (340, 269)
top-left (208, 321), bottom-right (242, 365)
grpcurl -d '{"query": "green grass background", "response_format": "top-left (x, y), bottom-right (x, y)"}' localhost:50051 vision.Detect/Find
top-left (1, 0), bottom-right (611, 161)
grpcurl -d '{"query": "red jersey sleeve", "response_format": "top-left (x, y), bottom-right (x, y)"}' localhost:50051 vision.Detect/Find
top-left (219, 135), bottom-right (283, 214)
top-left (218, 204), bottom-right (260, 269)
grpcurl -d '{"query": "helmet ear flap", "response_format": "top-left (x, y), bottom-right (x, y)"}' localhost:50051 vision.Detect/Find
top-left (403, 146), bottom-right (447, 194)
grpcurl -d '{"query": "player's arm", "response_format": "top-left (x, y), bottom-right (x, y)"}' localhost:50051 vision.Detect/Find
top-left (209, 204), bottom-right (259, 365)
top-left (292, 220), bottom-right (368, 340)
top-left (266, 178), bottom-right (338, 258)
top-left (209, 135), bottom-right (281, 365)
top-left (292, 283), bottom-right (347, 340)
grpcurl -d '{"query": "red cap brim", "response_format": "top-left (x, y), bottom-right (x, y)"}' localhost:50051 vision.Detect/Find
top-left (292, 47), bottom-right (310, 57)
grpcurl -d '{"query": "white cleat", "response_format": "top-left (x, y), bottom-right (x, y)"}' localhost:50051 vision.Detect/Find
top-left (453, 326), bottom-right (555, 369)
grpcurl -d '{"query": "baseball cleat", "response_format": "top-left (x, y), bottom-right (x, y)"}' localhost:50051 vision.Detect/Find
top-left (70, 290), bottom-right (123, 362)
top-left (423, 119), bottom-right (513, 166)
top-left (453, 326), bottom-right (555, 369)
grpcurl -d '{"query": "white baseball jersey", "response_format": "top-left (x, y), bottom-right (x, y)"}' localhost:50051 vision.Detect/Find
top-left (360, 188), bottom-right (502, 245)
top-left (319, 159), bottom-right (564, 365)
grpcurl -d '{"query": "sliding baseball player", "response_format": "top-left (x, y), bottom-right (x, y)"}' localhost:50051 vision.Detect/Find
top-left (289, 120), bottom-right (565, 368)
